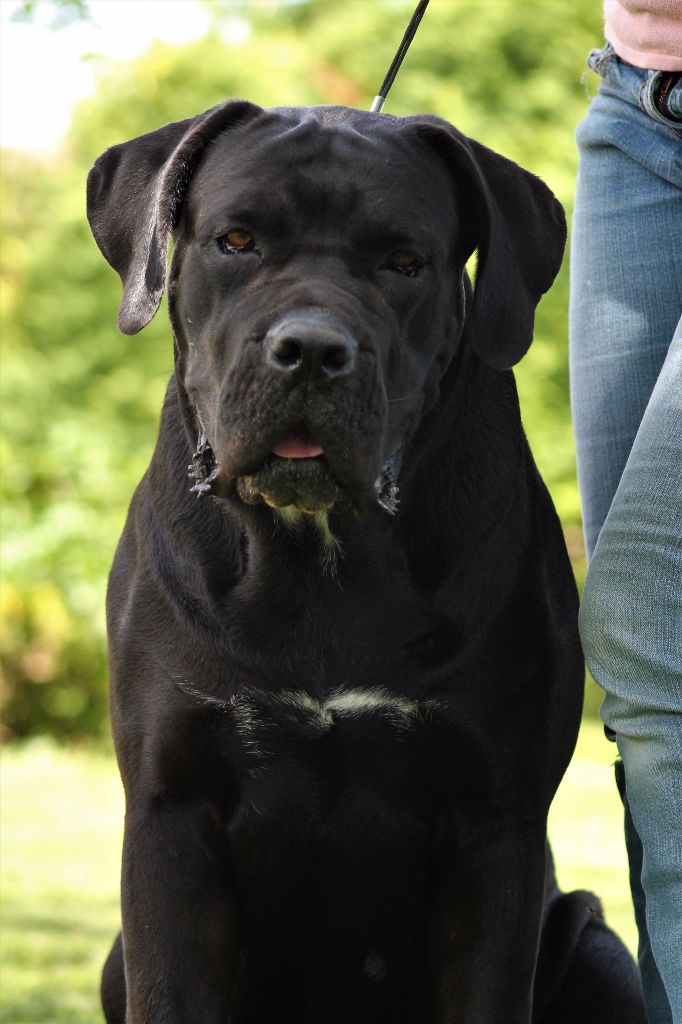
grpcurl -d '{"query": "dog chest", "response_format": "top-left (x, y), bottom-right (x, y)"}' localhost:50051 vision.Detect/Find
top-left (225, 686), bottom-right (450, 822)
top-left (222, 684), bottom-right (473, 920)
top-left (222, 687), bottom-right (440, 1018)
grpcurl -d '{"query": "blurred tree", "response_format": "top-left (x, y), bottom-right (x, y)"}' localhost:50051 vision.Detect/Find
top-left (12, 0), bottom-right (91, 29)
top-left (0, 0), bottom-right (602, 740)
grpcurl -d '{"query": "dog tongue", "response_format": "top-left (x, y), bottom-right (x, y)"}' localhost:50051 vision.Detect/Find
top-left (272, 431), bottom-right (324, 459)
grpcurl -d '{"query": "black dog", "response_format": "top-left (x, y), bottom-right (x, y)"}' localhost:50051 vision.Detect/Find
top-left (88, 101), bottom-right (645, 1023)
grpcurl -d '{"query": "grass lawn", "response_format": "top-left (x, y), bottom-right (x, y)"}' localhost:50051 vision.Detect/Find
top-left (1, 719), bottom-right (636, 1024)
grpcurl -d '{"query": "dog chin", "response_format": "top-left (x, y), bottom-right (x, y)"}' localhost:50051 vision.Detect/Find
top-left (236, 456), bottom-right (346, 514)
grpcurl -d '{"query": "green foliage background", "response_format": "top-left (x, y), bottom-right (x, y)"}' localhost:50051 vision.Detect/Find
top-left (1, 0), bottom-right (604, 741)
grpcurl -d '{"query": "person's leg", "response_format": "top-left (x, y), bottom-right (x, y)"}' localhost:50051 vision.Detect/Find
top-left (569, 47), bottom-right (682, 560)
top-left (580, 324), bottom-right (682, 1022)
top-left (570, 45), bottom-right (682, 1024)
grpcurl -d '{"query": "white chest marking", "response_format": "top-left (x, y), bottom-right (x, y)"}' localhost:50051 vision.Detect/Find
top-left (260, 686), bottom-right (439, 732)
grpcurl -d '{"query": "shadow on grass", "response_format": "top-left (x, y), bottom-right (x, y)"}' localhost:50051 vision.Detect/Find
top-left (2, 905), bottom-right (116, 942)
top-left (2, 892), bottom-right (118, 937)
top-left (1, 894), bottom-right (119, 1024)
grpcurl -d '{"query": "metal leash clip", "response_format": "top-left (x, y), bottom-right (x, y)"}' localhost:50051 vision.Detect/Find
top-left (374, 454), bottom-right (401, 516)
top-left (188, 431), bottom-right (220, 497)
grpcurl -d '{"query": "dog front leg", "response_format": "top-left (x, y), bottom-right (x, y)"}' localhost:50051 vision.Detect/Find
top-left (430, 820), bottom-right (547, 1024)
top-left (121, 797), bottom-right (239, 1024)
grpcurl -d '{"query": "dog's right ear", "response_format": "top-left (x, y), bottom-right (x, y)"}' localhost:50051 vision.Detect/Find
top-left (87, 100), bottom-right (263, 335)
top-left (407, 116), bottom-right (566, 370)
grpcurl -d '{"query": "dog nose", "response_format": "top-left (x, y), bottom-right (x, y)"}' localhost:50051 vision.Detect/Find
top-left (264, 318), bottom-right (357, 382)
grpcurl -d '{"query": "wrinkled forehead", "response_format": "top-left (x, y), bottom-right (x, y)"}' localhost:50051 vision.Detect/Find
top-left (186, 109), bottom-right (456, 240)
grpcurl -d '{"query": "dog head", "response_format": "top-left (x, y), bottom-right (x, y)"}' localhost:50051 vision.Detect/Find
top-left (87, 101), bottom-right (565, 517)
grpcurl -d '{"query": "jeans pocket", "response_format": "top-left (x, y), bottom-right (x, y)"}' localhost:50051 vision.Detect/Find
top-left (641, 71), bottom-right (682, 136)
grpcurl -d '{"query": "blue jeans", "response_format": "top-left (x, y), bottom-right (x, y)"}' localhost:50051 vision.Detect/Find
top-left (569, 44), bottom-right (682, 1024)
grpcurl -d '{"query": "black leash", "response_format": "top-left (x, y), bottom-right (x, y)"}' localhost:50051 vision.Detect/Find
top-left (370, 0), bottom-right (430, 113)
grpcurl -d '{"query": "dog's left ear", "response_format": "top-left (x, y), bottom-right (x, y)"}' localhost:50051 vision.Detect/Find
top-left (409, 117), bottom-right (566, 369)
top-left (87, 99), bottom-right (263, 335)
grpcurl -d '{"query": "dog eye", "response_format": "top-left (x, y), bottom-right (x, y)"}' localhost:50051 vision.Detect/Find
top-left (217, 230), bottom-right (256, 254)
top-left (386, 251), bottom-right (421, 276)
